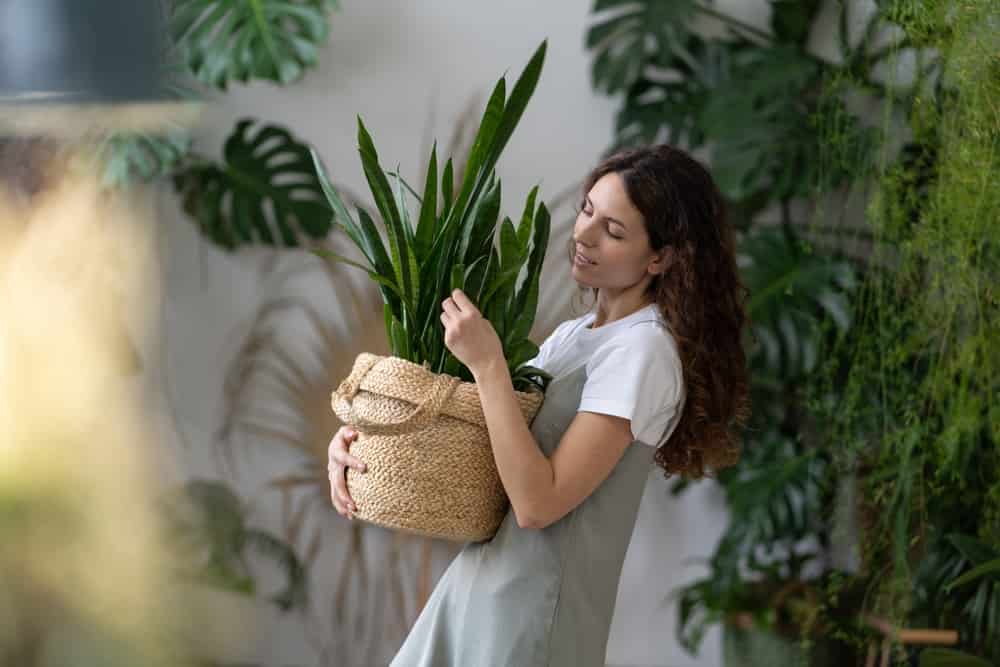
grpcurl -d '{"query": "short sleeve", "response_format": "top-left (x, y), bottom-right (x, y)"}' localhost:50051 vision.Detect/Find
top-left (523, 319), bottom-right (573, 371)
top-left (578, 327), bottom-right (683, 447)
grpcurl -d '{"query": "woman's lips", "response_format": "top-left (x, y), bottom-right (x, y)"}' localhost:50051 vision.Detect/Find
top-left (574, 252), bottom-right (596, 266)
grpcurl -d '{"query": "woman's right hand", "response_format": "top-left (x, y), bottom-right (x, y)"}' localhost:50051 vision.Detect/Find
top-left (327, 425), bottom-right (366, 520)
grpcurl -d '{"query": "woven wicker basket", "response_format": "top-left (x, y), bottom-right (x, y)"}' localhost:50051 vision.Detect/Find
top-left (331, 352), bottom-right (545, 542)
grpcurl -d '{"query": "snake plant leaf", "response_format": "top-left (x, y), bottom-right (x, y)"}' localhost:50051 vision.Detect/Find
top-left (310, 249), bottom-right (407, 308)
top-left (586, 0), bottom-right (697, 95)
top-left (460, 176), bottom-right (502, 264)
top-left (464, 78), bottom-right (506, 192)
top-left (356, 117), bottom-right (415, 305)
top-left (415, 143), bottom-right (439, 259)
top-left (740, 226), bottom-right (856, 378)
top-left (312, 43), bottom-right (550, 391)
top-left (509, 201), bottom-right (550, 343)
top-left (441, 157), bottom-right (455, 219)
top-left (508, 339), bottom-right (540, 370)
top-left (312, 147), bottom-right (372, 263)
top-left (392, 170), bottom-right (421, 299)
top-left (448, 40), bottom-right (547, 240)
top-left (170, 0), bottom-right (338, 90)
top-left (172, 119), bottom-right (332, 250)
top-left (498, 217), bottom-right (521, 271)
top-left (516, 185), bottom-right (539, 249)
top-left (449, 264), bottom-right (466, 294)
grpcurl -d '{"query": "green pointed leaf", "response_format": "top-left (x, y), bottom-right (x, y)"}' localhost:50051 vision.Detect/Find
top-left (415, 143), bottom-right (438, 258)
top-left (946, 558), bottom-right (1000, 591)
top-left (463, 78), bottom-right (506, 194)
top-left (510, 202), bottom-right (550, 341)
top-left (499, 216), bottom-right (521, 271)
top-left (516, 185), bottom-right (539, 249)
top-left (449, 264), bottom-right (466, 293)
top-left (441, 157), bottom-right (454, 218)
top-left (357, 117), bottom-right (413, 301)
top-left (392, 170), bottom-right (420, 299)
top-left (311, 248), bottom-right (407, 307)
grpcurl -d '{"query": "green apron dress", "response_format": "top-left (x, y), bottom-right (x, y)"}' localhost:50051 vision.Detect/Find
top-left (389, 362), bottom-right (654, 667)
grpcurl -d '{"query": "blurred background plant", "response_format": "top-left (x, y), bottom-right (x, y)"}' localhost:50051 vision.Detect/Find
top-left (585, 0), bottom-right (999, 664)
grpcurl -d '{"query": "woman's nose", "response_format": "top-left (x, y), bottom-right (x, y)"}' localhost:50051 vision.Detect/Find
top-left (574, 224), bottom-right (598, 247)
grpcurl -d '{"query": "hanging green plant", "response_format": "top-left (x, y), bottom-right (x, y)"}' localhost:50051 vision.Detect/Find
top-left (172, 119), bottom-right (333, 250)
top-left (99, 126), bottom-right (193, 188)
top-left (170, 0), bottom-right (339, 89)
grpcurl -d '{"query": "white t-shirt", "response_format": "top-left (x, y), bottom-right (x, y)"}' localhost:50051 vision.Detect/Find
top-left (526, 303), bottom-right (685, 448)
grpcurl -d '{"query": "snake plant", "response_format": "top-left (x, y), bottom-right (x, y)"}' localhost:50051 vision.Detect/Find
top-left (311, 41), bottom-right (552, 393)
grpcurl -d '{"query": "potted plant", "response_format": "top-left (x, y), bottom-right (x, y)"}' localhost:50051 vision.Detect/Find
top-left (309, 41), bottom-right (553, 543)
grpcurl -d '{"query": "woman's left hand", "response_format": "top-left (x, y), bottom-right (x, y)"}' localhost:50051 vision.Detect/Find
top-left (440, 289), bottom-right (504, 377)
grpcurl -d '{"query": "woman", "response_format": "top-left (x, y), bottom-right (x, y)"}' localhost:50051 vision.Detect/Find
top-left (328, 144), bottom-right (751, 666)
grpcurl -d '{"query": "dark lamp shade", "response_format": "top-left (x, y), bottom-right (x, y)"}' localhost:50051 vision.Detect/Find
top-left (0, 0), bottom-right (169, 104)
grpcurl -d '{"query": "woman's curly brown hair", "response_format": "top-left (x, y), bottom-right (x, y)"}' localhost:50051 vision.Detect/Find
top-left (574, 144), bottom-right (751, 479)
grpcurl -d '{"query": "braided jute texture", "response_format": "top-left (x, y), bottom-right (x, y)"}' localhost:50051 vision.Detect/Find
top-left (331, 352), bottom-right (545, 542)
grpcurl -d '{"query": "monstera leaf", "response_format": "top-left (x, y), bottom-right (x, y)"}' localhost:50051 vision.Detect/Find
top-left (587, 1), bottom-right (878, 202)
top-left (586, 0), bottom-right (697, 95)
top-left (173, 119), bottom-right (332, 250)
top-left (740, 226), bottom-right (857, 378)
top-left (99, 126), bottom-right (193, 188)
top-left (714, 430), bottom-right (827, 575)
top-left (608, 34), bottom-right (731, 152)
top-left (170, 0), bottom-right (338, 89)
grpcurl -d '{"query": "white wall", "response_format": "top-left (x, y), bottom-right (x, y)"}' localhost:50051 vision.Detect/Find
top-left (143, 1), bottom-right (847, 665)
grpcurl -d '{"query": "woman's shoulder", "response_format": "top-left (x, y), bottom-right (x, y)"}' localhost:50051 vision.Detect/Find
top-left (595, 322), bottom-right (679, 364)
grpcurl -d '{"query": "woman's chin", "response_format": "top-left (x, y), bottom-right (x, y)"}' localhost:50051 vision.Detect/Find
top-left (571, 265), bottom-right (597, 287)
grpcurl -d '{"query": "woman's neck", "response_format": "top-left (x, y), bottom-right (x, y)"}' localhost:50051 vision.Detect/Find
top-left (590, 291), bottom-right (655, 329)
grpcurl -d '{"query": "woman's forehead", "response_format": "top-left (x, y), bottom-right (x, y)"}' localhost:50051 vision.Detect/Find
top-left (587, 173), bottom-right (643, 225)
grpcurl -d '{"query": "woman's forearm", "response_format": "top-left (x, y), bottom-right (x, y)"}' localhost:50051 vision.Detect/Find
top-left (472, 358), bottom-right (554, 527)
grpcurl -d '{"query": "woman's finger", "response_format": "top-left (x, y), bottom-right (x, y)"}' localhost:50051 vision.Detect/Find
top-left (450, 289), bottom-right (480, 315)
top-left (330, 449), bottom-right (366, 472)
top-left (331, 468), bottom-right (357, 515)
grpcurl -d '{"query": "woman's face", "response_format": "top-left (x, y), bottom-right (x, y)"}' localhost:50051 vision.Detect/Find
top-left (571, 172), bottom-right (662, 290)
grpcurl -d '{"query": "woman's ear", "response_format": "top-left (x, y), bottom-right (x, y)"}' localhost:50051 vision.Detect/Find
top-left (650, 245), bottom-right (672, 276)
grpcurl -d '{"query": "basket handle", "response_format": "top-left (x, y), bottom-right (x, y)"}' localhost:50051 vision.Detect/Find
top-left (334, 356), bottom-right (462, 435)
